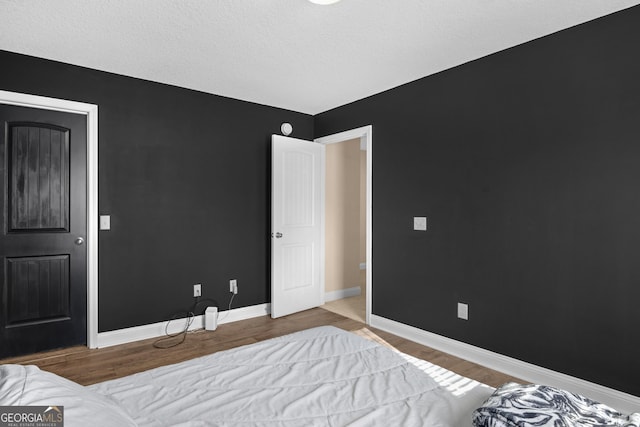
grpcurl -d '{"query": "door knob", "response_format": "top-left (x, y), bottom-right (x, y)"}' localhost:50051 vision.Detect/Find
top-left (275, 232), bottom-right (283, 238)
top-left (75, 237), bottom-right (85, 245)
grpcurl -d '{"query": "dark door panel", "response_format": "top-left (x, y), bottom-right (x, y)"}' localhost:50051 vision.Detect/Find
top-left (0, 104), bottom-right (86, 358)
top-left (6, 255), bottom-right (71, 325)
top-left (7, 122), bottom-right (70, 233)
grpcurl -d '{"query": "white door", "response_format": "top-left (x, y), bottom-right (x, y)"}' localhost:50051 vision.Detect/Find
top-left (271, 135), bottom-right (324, 318)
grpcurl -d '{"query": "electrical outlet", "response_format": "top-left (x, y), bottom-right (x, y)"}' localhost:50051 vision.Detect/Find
top-left (193, 283), bottom-right (202, 298)
top-left (414, 216), bottom-right (427, 231)
top-left (230, 279), bottom-right (238, 294)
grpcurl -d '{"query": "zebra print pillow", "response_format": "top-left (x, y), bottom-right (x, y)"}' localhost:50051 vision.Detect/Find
top-left (472, 382), bottom-right (640, 427)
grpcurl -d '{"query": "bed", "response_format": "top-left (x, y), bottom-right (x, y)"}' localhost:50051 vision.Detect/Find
top-left (1, 326), bottom-right (637, 426)
top-left (1, 326), bottom-right (494, 426)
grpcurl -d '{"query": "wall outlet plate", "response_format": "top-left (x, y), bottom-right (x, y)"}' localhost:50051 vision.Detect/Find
top-left (230, 279), bottom-right (238, 294)
top-left (99, 215), bottom-right (111, 230)
top-left (414, 216), bottom-right (427, 231)
top-left (457, 302), bottom-right (468, 320)
top-left (193, 283), bottom-right (202, 297)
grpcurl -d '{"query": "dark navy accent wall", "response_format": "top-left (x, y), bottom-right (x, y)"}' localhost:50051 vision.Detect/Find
top-left (0, 50), bottom-right (313, 332)
top-left (315, 6), bottom-right (640, 395)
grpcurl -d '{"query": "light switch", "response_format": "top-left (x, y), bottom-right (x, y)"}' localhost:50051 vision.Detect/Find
top-left (100, 215), bottom-right (111, 230)
top-left (413, 216), bottom-right (427, 231)
top-left (458, 303), bottom-right (469, 320)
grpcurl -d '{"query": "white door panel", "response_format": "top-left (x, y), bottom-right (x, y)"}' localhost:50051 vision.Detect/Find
top-left (271, 135), bottom-right (324, 318)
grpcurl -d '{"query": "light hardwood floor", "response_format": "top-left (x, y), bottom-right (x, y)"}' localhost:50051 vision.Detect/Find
top-left (0, 308), bottom-right (522, 387)
top-left (322, 293), bottom-right (366, 323)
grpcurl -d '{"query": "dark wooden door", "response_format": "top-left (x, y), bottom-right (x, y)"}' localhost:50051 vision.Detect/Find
top-left (0, 104), bottom-right (87, 358)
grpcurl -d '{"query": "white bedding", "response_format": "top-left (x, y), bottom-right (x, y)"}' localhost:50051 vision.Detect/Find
top-left (88, 326), bottom-right (494, 426)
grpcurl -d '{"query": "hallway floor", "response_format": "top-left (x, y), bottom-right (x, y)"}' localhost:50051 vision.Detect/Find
top-left (322, 293), bottom-right (366, 323)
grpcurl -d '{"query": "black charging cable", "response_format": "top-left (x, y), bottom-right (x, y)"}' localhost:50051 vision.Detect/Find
top-left (153, 297), bottom-right (219, 349)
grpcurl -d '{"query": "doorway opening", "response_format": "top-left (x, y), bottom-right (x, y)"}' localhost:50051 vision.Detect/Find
top-left (315, 126), bottom-right (372, 325)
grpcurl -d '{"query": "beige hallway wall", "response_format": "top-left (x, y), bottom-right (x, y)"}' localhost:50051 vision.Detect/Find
top-left (325, 138), bottom-right (362, 292)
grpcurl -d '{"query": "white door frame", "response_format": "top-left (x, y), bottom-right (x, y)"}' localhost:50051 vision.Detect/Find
top-left (315, 125), bottom-right (372, 325)
top-left (0, 90), bottom-right (99, 348)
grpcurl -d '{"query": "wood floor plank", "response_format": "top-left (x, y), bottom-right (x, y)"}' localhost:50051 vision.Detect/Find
top-left (0, 308), bottom-right (521, 387)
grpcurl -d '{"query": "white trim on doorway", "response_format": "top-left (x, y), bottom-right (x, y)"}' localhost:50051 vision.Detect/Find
top-left (0, 90), bottom-right (99, 349)
top-left (315, 125), bottom-right (372, 325)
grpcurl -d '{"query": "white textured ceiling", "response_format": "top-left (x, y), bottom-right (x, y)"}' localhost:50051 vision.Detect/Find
top-left (1, 0), bottom-right (639, 114)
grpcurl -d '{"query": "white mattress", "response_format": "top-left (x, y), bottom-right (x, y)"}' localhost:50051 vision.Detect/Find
top-left (89, 326), bottom-right (494, 426)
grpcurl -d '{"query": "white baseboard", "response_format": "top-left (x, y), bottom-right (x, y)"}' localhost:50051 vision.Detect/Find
top-left (325, 286), bottom-right (361, 302)
top-left (370, 314), bottom-right (640, 414)
top-left (96, 303), bottom-right (270, 348)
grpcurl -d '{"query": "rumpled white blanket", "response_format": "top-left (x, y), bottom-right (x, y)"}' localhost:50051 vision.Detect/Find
top-left (90, 326), bottom-right (494, 426)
